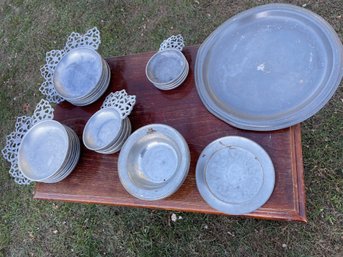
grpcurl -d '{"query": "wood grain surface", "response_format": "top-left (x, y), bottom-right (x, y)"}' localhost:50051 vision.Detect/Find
top-left (34, 46), bottom-right (306, 222)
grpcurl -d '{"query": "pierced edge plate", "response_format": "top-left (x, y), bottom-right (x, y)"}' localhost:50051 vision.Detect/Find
top-left (196, 136), bottom-right (275, 215)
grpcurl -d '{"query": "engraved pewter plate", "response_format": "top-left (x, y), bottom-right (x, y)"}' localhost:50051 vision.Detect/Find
top-left (196, 136), bottom-right (275, 215)
top-left (118, 124), bottom-right (190, 201)
top-left (195, 4), bottom-right (343, 131)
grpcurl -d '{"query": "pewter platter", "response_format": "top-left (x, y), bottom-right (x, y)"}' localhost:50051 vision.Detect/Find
top-left (118, 124), bottom-right (190, 201)
top-left (195, 3), bottom-right (343, 131)
top-left (196, 136), bottom-right (275, 215)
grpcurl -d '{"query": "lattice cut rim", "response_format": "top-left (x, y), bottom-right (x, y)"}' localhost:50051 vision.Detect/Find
top-left (101, 90), bottom-right (136, 119)
top-left (159, 34), bottom-right (185, 52)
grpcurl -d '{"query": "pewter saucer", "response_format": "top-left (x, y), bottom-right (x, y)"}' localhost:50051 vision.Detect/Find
top-left (196, 136), bottom-right (275, 215)
top-left (118, 124), bottom-right (190, 200)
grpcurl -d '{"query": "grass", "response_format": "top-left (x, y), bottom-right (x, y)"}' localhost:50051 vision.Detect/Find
top-left (0, 0), bottom-right (343, 256)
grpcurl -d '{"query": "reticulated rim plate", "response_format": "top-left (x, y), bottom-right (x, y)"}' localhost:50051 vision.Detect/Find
top-left (196, 136), bottom-right (275, 215)
top-left (195, 3), bottom-right (343, 131)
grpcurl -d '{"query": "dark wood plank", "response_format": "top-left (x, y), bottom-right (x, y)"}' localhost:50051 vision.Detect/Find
top-left (34, 46), bottom-right (306, 222)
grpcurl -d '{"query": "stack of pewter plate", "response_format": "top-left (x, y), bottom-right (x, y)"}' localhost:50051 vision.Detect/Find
top-left (146, 49), bottom-right (189, 90)
top-left (53, 47), bottom-right (110, 106)
top-left (17, 120), bottom-right (80, 183)
top-left (83, 108), bottom-right (132, 154)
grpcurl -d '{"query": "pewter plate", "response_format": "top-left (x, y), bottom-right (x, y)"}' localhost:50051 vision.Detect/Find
top-left (146, 49), bottom-right (187, 85)
top-left (53, 47), bottom-right (103, 99)
top-left (195, 3), bottom-right (343, 131)
top-left (83, 107), bottom-right (123, 151)
top-left (18, 120), bottom-right (69, 181)
top-left (196, 136), bottom-right (275, 215)
top-left (118, 124), bottom-right (190, 201)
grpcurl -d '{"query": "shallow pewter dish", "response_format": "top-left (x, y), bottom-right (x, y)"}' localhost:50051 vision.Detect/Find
top-left (18, 120), bottom-right (70, 181)
top-left (196, 136), bottom-right (275, 215)
top-left (53, 47), bottom-right (103, 100)
top-left (118, 124), bottom-right (190, 201)
top-left (83, 108), bottom-right (123, 151)
top-left (195, 3), bottom-right (343, 131)
top-left (146, 49), bottom-right (187, 85)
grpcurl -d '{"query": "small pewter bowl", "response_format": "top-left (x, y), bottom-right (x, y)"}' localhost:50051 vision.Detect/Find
top-left (118, 124), bottom-right (190, 201)
top-left (53, 47), bottom-right (104, 100)
top-left (83, 108), bottom-right (124, 151)
top-left (18, 120), bottom-right (70, 181)
top-left (145, 49), bottom-right (187, 86)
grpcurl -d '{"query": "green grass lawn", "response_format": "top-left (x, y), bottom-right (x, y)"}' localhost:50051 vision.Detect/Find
top-left (1, 0), bottom-right (343, 256)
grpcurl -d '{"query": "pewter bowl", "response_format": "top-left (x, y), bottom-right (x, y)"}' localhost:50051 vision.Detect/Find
top-left (18, 120), bottom-right (69, 181)
top-left (146, 49), bottom-right (187, 85)
top-left (83, 108), bottom-right (123, 151)
top-left (53, 47), bottom-right (103, 100)
top-left (118, 124), bottom-right (190, 200)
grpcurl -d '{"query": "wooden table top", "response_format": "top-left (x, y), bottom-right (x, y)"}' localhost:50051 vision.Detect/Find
top-left (34, 46), bottom-right (306, 222)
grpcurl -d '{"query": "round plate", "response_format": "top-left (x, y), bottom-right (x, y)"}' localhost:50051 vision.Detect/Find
top-left (53, 47), bottom-right (103, 99)
top-left (18, 120), bottom-right (69, 181)
top-left (195, 4), bottom-right (343, 131)
top-left (83, 108), bottom-right (123, 151)
top-left (196, 136), bottom-right (275, 215)
top-left (146, 49), bottom-right (187, 85)
top-left (118, 124), bottom-right (190, 201)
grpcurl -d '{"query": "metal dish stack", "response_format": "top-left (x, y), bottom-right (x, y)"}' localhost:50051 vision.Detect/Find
top-left (83, 108), bottom-right (132, 154)
top-left (18, 120), bottom-right (80, 183)
top-left (146, 49), bottom-right (189, 90)
top-left (53, 47), bottom-right (111, 106)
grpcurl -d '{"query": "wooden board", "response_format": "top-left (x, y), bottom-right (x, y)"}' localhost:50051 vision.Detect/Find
top-left (34, 46), bottom-right (307, 222)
